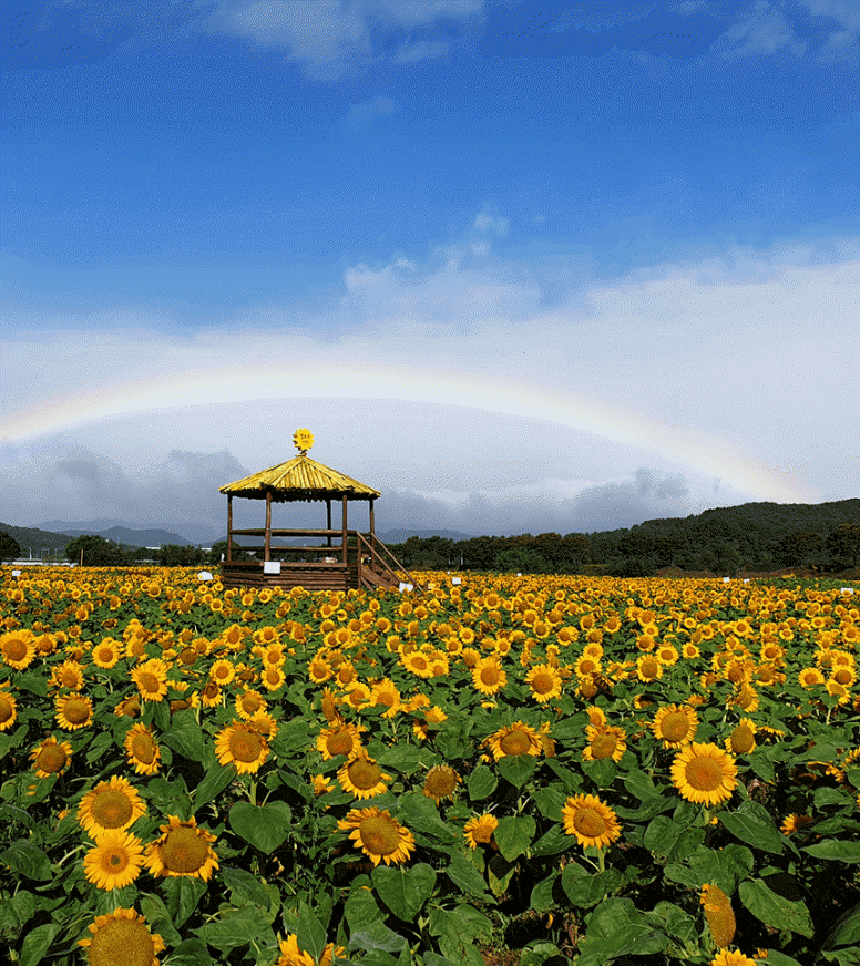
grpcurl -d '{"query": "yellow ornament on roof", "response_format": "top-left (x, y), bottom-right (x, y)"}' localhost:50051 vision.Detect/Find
top-left (293, 429), bottom-right (314, 455)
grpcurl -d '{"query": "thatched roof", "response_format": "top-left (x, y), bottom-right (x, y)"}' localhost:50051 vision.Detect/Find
top-left (219, 454), bottom-right (380, 502)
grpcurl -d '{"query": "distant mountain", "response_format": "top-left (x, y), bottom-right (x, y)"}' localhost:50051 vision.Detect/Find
top-left (377, 528), bottom-right (474, 544)
top-left (58, 526), bottom-right (195, 548)
top-left (0, 522), bottom-right (74, 553)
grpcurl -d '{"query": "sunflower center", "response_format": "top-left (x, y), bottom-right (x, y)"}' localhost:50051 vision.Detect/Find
top-left (228, 729), bottom-right (265, 763)
top-left (731, 726), bottom-right (755, 754)
top-left (64, 698), bottom-right (91, 723)
top-left (139, 672), bottom-right (161, 694)
top-left (179, 647), bottom-right (197, 666)
top-left (662, 712), bottom-right (690, 743)
top-left (685, 756), bottom-right (725, 791)
top-left (480, 665), bottom-right (501, 686)
top-left (3, 638), bottom-right (28, 661)
top-left (102, 845), bottom-right (131, 873)
top-left (735, 687), bottom-right (755, 709)
top-left (241, 693), bottom-right (262, 714)
top-left (265, 668), bottom-right (281, 686)
top-left (641, 658), bottom-right (659, 678)
top-left (327, 731), bottom-right (355, 756)
top-left (60, 670), bottom-right (80, 688)
top-left (92, 790), bottom-right (134, 829)
top-left (591, 734), bottom-right (617, 760)
top-left (531, 672), bottom-right (555, 695)
top-left (347, 759), bottom-right (382, 790)
top-left (835, 668), bottom-right (853, 685)
top-left (88, 919), bottom-right (156, 966)
top-left (97, 647), bottom-right (114, 662)
top-left (471, 821), bottom-right (494, 843)
top-left (37, 744), bottom-right (67, 772)
top-left (161, 827), bottom-right (210, 873)
top-left (499, 728), bottom-right (532, 757)
top-left (131, 733), bottom-right (156, 764)
top-left (573, 807), bottom-right (607, 838)
top-left (411, 656), bottom-right (429, 670)
top-left (359, 815), bottom-right (401, 856)
top-left (424, 768), bottom-right (457, 798)
top-left (0, 696), bottom-right (13, 723)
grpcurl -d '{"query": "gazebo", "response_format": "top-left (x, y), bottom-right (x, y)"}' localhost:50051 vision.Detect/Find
top-left (217, 430), bottom-right (416, 591)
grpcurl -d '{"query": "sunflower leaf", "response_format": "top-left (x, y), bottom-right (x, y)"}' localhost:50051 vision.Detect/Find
top-left (229, 801), bottom-right (292, 853)
top-left (738, 878), bottom-right (815, 938)
top-left (467, 766), bottom-right (497, 801)
top-left (493, 814), bottom-right (535, 862)
top-left (19, 922), bottom-right (58, 966)
top-left (297, 900), bottom-right (328, 960)
top-left (372, 863), bottom-right (436, 921)
top-left (719, 801), bottom-right (784, 855)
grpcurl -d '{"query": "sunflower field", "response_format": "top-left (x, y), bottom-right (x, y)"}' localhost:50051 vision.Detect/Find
top-left (2, 567), bottom-right (860, 966)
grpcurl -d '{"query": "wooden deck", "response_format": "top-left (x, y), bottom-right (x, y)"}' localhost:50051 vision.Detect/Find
top-left (219, 531), bottom-right (419, 592)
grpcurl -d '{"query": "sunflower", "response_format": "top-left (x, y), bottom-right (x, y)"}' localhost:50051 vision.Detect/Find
top-left (798, 666), bottom-right (826, 689)
top-left (92, 638), bottom-right (123, 669)
top-left (78, 907), bottom-right (165, 966)
top-left (472, 656), bottom-right (507, 696)
top-left (55, 692), bottom-right (93, 730)
top-left (561, 794), bottom-right (622, 850)
top-left (130, 659), bottom-right (168, 702)
top-left (636, 654), bottom-right (663, 682)
top-left (234, 688), bottom-right (267, 720)
top-left (585, 706), bottom-right (607, 728)
top-left (307, 656), bottom-right (333, 684)
top-left (651, 704), bottom-right (699, 749)
top-left (780, 813), bottom-right (813, 834)
top-left (51, 660), bottom-right (85, 691)
top-left (338, 807), bottom-right (415, 866)
top-left (145, 814), bottom-right (218, 880)
top-left (312, 773), bottom-right (334, 795)
top-left (707, 953), bottom-right (757, 966)
top-left (78, 776), bottom-right (146, 837)
top-left (30, 736), bottom-right (73, 778)
top-left (215, 721), bottom-right (269, 774)
top-left (402, 650), bottom-right (434, 678)
top-left (0, 630), bottom-right (36, 669)
top-left (261, 664), bottom-right (286, 691)
top-left (672, 742), bottom-right (738, 805)
top-left (365, 677), bottom-right (399, 717)
top-left (700, 883), bottom-right (736, 947)
top-left (464, 813), bottom-right (499, 849)
top-left (582, 725), bottom-right (626, 762)
top-left (0, 687), bottom-right (18, 732)
top-left (525, 663), bottom-right (563, 702)
top-left (124, 724), bottom-right (162, 775)
top-left (485, 721), bottom-right (542, 761)
top-left (337, 753), bottom-right (391, 799)
top-left (728, 683), bottom-right (759, 713)
top-left (725, 719), bottom-right (757, 755)
top-left (317, 721), bottom-right (365, 760)
top-left (276, 933), bottom-right (345, 966)
top-left (422, 765), bottom-right (460, 802)
top-left (83, 829), bottom-right (144, 891)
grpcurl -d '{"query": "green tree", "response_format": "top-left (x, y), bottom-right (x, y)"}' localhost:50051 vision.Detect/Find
top-left (65, 535), bottom-right (129, 566)
top-left (0, 532), bottom-right (22, 563)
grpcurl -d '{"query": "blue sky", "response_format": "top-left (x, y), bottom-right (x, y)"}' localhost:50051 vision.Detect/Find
top-left (1, 1), bottom-right (858, 540)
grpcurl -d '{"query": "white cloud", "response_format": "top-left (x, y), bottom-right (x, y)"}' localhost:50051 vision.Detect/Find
top-left (198, 0), bottom-right (482, 74)
top-left (715, 1), bottom-right (806, 59)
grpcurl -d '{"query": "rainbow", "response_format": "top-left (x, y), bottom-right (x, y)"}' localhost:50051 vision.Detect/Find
top-left (0, 364), bottom-right (811, 503)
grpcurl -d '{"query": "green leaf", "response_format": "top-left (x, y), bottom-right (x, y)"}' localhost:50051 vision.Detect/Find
top-left (667, 842), bottom-right (754, 895)
top-left (372, 863), bottom-right (436, 921)
top-left (162, 875), bottom-right (208, 929)
top-left (162, 939), bottom-right (214, 966)
top-left (446, 851), bottom-right (490, 898)
top-left (824, 901), bottom-right (860, 950)
top-left (138, 893), bottom-right (182, 947)
top-left (19, 922), bottom-right (58, 966)
top-left (498, 755), bottom-right (536, 788)
top-left (493, 814), bottom-right (535, 862)
top-left (581, 758), bottom-right (616, 789)
top-left (719, 801), bottom-right (784, 855)
top-left (0, 841), bottom-right (51, 881)
top-left (221, 866), bottom-right (272, 908)
top-left (194, 906), bottom-right (275, 950)
top-left (297, 901), bottom-right (328, 960)
top-left (85, 730), bottom-right (114, 764)
top-left (532, 786), bottom-right (566, 821)
top-left (738, 879), bottom-right (814, 938)
top-left (348, 922), bottom-right (409, 955)
top-left (530, 875), bottom-right (558, 913)
top-left (467, 765), bottom-right (498, 801)
top-left (576, 898), bottom-right (664, 965)
top-left (193, 763), bottom-right (236, 811)
top-left (395, 792), bottom-right (457, 844)
top-left (561, 864), bottom-right (623, 909)
top-left (0, 890), bottom-right (36, 939)
top-left (803, 839), bottom-right (860, 863)
top-left (229, 800), bottom-right (292, 853)
top-left (345, 879), bottom-right (380, 931)
top-left (162, 718), bottom-right (206, 761)
top-left (531, 825), bottom-right (573, 856)
top-left (429, 904), bottom-right (493, 966)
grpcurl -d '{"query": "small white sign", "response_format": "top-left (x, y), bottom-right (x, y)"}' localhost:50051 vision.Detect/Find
top-left (840, 587), bottom-right (854, 594)
top-left (263, 562), bottom-right (281, 575)
top-left (723, 576), bottom-right (731, 583)
top-left (197, 571), bottom-right (213, 581)
top-left (743, 578), bottom-right (750, 584)
top-left (11, 570), bottom-right (21, 577)
top-left (451, 576), bottom-right (462, 585)
top-left (399, 582), bottom-right (413, 592)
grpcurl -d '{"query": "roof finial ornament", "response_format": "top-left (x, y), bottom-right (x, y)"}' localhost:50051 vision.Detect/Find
top-left (293, 428), bottom-right (314, 456)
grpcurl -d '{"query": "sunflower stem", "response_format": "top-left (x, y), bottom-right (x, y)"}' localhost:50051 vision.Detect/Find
top-left (597, 849), bottom-right (605, 874)
top-left (248, 778), bottom-right (257, 806)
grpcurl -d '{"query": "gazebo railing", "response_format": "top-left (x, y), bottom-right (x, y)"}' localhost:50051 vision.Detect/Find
top-left (355, 532), bottom-right (422, 592)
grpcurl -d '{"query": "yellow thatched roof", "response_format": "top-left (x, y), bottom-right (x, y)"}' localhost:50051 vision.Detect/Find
top-left (219, 454), bottom-right (380, 502)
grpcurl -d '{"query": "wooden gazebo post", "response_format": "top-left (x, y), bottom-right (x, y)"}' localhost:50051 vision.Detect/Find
top-left (341, 494), bottom-right (348, 566)
top-left (264, 491), bottom-right (272, 563)
top-left (227, 494), bottom-right (233, 563)
top-left (326, 499), bottom-right (332, 549)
